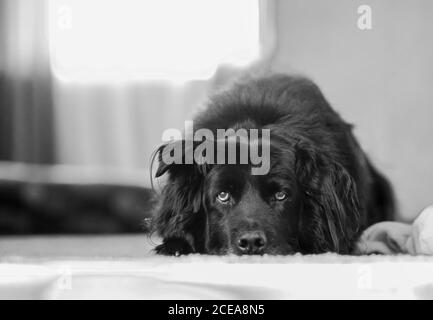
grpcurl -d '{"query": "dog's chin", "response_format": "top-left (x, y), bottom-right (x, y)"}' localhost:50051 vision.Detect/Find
top-left (263, 246), bottom-right (296, 256)
top-left (218, 244), bottom-right (295, 256)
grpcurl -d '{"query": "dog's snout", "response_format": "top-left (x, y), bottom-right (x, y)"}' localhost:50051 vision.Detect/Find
top-left (236, 231), bottom-right (267, 255)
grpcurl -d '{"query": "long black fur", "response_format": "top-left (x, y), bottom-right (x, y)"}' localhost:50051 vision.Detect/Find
top-left (150, 74), bottom-right (395, 255)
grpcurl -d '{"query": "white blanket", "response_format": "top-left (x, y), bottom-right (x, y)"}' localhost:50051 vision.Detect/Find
top-left (1, 206), bottom-right (433, 300)
top-left (356, 206), bottom-right (433, 255)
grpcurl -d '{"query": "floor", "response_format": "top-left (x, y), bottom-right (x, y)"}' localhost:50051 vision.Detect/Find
top-left (1, 235), bottom-right (433, 299)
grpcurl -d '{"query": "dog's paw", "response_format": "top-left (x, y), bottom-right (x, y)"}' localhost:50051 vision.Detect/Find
top-left (155, 237), bottom-right (194, 256)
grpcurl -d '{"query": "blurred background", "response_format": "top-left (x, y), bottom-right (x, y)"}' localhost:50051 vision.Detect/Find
top-left (0, 0), bottom-right (432, 235)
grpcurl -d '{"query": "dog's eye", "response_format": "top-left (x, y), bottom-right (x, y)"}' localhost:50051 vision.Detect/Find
top-left (274, 191), bottom-right (287, 201)
top-left (217, 191), bottom-right (231, 203)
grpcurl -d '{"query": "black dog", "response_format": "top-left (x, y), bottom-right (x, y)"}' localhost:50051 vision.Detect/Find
top-left (150, 74), bottom-right (395, 255)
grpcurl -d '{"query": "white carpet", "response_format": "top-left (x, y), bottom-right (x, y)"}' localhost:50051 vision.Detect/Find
top-left (1, 235), bottom-right (433, 299)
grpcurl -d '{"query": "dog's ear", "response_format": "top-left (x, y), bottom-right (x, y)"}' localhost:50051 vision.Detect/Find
top-left (151, 140), bottom-right (208, 254)
top-left (154, 140), bottom-right (210, 178)
top-left (154, 140), bottom-right (191, 178)
top-left (295, 140), bottom-right (360, 253)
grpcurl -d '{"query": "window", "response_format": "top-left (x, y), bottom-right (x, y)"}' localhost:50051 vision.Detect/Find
top-left (49, 0), bottom-right (260, 82)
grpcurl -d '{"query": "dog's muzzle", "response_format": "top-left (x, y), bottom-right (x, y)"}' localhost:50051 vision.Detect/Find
top-left (235, 230), bottom-right (267, 255)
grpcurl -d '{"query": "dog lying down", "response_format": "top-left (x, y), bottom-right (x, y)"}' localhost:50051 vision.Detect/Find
top-left (149, 74), bottom-right (396, 256)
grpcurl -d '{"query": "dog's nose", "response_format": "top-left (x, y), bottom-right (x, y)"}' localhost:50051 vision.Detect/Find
top-left (237, 231), bottom-right (267, 255)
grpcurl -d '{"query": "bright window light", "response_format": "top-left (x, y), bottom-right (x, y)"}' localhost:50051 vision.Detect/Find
top-left (49, 0), bottom-right (260, 82)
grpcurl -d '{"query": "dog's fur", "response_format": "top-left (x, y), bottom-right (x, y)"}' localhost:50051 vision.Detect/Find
top-left (150, 75), bottom-right (395, 255)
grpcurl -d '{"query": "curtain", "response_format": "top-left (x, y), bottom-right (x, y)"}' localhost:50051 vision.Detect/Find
top-left (53, 78), bottom-right (212, 169)
top-left (0, 0), bottom-right (55, 164)
top-left (52, 69), bottom-right (248, 170)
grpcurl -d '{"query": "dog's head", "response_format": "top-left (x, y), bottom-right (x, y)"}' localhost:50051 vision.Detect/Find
top-left (150, 129), bottom-right (361, 255)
